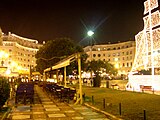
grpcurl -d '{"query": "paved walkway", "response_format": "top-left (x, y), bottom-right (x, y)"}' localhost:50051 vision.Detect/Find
top-left (7, 85), bottom-right (110, 120)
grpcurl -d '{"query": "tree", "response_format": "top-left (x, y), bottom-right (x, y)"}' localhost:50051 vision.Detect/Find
top-left (85, 60), bottom-right (118, 87)
top-left (35, 37), bottom-right (84, 74)
top-left (0, 77), bottom-right (10, 109)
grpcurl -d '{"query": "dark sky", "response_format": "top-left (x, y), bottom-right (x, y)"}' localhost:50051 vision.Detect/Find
top-left (0, 0), bottom-right (146, 45)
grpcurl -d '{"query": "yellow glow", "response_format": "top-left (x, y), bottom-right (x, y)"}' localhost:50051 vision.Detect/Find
top-left (0, 51), bottom-right (9, 59)
top-left (115, 63), bottom-right (119, 69)
top-left (114, 58), bottom-right (118, 61)
top-left (11, 61), bottom-right (18, 67)
top-left (6, 69), bottom-right (11, 75)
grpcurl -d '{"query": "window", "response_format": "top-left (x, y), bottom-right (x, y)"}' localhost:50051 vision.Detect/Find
top-left (113, 53), bottom-right (116, 57)
top-left (103, 54), bottom-right (105, 56)
top-left (113, 48), bottom-right (116, 50)
top-left (107, 48), bottom-right (110, 50)
top-left (108, 59), bottom-right (110, 61)
top-left (127, 57), bottom-right (128, 60)
top-left (117, 53), bottom-right (120, 56)
top-left (93, 54), bottom-right (96, 57)
top-left (123, 63), bottom-right (125, 67)
top-left (103, 59), bottom-right (105, 61)
top-left (117, 47), bottom-right (120, 49)
top-left (130, 51), bottom-right (132, 54)
top-left (126, 51), bottom-right (129, 55)
top-left (130, 62), bottom-right (132, 66)
top-left (98, 54), bottom-right (101, 57)
top-left (108, 54), bottom-right (111, 57)
top-left (123, 57), bottom-right (125, 60)
top-left (127, 63), bottom-right (129, 67)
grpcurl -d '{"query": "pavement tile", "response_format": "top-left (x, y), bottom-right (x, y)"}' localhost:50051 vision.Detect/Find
top-left (64, 110), bottom-right (75, 113)
top-left (32, 113), bottom-right (47, 119)
top-left (80, 111), bottom-right (99, 116)
top-left (72, 116), bottom-right (84, 119)
top-left (48, 113), bottom-right (66, 117)
top-left (12, 115), bottom-right (30, 119)
top-left (32, 112), bottom-right (44, 114)
top-left (42, 102), bottom-right (53, 104)
top-left (43, 105), bottom-right (57, 108)
top-left (14, 106), bottom-right (31, 112)
top-left (45, 108), bottom-right (60, 111)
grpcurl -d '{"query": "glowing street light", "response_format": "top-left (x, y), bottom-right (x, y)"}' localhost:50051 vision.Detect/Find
top-left (87, 30), bottom-right (94, 37)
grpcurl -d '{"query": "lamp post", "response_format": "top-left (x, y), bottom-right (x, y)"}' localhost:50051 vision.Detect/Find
top-left (87, 30), bottom-right (94, 61)
top-left (87, 30), bottom-right (94, 83)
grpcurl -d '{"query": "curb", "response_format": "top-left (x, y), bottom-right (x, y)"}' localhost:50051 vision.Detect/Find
top-left (84, 103), bottom-right (123, 120)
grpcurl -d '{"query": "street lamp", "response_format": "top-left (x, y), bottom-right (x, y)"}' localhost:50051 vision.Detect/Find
top-left (87, 30), bottom-right (94, 37)
top-left (87, 30), bottom-right (94, 82)
top-left (87, 30), bottom-right (94, 61)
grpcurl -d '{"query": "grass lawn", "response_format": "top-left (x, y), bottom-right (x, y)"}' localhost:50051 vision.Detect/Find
top-left (82, 86), bottom-right (160, 120)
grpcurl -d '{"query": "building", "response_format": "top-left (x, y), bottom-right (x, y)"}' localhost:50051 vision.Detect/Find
top-left (83, 41), bottom-right (136, 76)
top-left (0, 29), bottom-right (43, 77)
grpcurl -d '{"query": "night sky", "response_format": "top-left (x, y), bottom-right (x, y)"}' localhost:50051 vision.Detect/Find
top-left (0, 0), bottom-right (146, 45)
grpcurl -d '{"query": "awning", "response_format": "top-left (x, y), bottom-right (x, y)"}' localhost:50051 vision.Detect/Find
top-left (44, 54), bottom-right (77, 72)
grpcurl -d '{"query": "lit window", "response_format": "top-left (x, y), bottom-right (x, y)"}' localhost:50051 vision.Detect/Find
top-left (117, 53), bottom-right (120, 56)
top-left (113, 53), bottom-right (116, 57)
top-left (98, 48), bottom-right (100, 51)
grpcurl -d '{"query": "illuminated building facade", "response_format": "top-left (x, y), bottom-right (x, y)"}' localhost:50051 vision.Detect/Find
top-left (0, 30), bottom-right (42, 76)
top-left (128, 0), bottom-right (160, 91)
top-left (83, 41), bottom-right (136, 75)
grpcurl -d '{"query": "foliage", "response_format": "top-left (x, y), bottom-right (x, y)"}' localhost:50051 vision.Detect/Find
top-left (85, 60), bottom-right (118, 75)
top-left (0, 77), bottom-right (10, 109)
top-left (35, 37), bottom-right (84, 74)
top-left (85, 60), bottom-right (118, 87)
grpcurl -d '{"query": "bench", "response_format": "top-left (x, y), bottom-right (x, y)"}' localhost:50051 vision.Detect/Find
top-left (140, 85), bottom-right (152, 91)
top-left (111, 84), bottom-right (119, 90)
